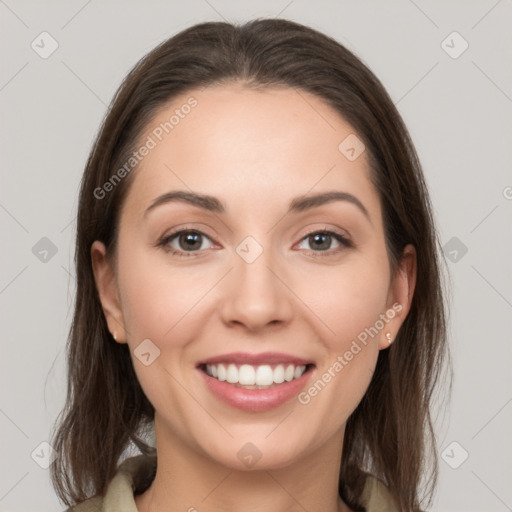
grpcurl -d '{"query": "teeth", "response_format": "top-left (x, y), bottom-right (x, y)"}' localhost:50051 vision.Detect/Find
top-left (256, 365), bottom-right (273, 386)
top-left (205, 363), bottom-right (307, 386)
top-left (284, 364), bottom-right (295, 382)
top-left (226, 364), bottom-right (238, 384)
top-left (273, 364), bottom-right (285, 384)
top-left (217, 364), bottom-right (226, 381)
top-left (239, 364), bottom-right (256, 385)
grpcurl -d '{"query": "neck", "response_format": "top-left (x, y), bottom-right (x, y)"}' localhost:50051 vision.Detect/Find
top-left (135, 418), bottom-right (350, 512)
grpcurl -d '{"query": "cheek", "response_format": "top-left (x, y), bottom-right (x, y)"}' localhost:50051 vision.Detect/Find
top-left (299, 256), bottom-right (388, 422)
top-left (301, 258), bottom-right (390, 347)
top-left (116, 249), bottom-right (213, 418)
top-left (296, 269), bottom-right (386, 430)
top-left (118, 246), bottom-right (213, 341)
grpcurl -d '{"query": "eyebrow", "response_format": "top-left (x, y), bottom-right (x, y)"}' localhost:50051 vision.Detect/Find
top-left (144, 190), bottom-right (371, 222)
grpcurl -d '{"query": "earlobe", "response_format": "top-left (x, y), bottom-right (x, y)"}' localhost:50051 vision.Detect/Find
top-left (90, 240), bottom-right (127, 343)
top-left (379, 244), bottom-right (417, 350)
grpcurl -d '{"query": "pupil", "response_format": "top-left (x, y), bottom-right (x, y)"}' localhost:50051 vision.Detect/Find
top-left (180, 232), bottom-right (201, 251)
top-left (312, 233), bottom-right (330, 250)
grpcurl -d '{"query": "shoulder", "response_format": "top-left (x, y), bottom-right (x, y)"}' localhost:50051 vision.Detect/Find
top-left (63, 495), bottom-right (103, 511)
top-left (360, 474), bottom-right (399, 511)
top-left (62, 453), bottom-right (157, 512)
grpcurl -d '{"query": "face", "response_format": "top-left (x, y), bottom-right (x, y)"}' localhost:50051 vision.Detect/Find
top-left (92, 83), bottom-right (415, 471)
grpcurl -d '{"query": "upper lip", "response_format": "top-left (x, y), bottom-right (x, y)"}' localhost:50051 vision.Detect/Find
top-left (197, 352), bottom-right (313, 367)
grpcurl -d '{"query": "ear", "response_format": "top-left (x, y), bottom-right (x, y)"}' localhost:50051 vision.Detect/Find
top-left (90, 240), bottom-right (127, 344)
top-left (379, 244), bottom-right (417, 350)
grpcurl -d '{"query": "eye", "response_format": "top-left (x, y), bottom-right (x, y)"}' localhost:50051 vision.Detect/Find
top-left (296, 229), bottom-right (352, 255)
top-left (157, 227), bottom-right (352, 258)
top-left (157, 229), bottom-right (214, 257)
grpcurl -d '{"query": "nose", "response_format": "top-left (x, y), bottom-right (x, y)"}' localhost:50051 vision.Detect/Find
top-left (219, 246), bottom-right (294, 333)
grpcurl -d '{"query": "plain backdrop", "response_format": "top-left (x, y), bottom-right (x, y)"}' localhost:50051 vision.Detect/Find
top-left (1, 1), bottom-right (511, 511)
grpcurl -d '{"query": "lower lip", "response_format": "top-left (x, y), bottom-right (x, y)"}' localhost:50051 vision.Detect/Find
top-left (199, 367), bottom-right (313, 412)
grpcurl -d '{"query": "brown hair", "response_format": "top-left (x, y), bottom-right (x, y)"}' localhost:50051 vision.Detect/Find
top-left (50, 18), bottom-right (450, 511)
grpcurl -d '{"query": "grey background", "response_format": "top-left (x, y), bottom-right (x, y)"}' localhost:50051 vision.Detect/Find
top-left (1, 1), bottom-right (511, 511)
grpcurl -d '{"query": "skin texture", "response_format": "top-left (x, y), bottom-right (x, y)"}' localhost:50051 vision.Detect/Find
top-left (91, 84), bottom-right (416, 512)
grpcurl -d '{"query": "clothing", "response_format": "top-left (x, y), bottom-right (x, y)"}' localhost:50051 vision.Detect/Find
top-left (65, 454), bottom-right (398, 511)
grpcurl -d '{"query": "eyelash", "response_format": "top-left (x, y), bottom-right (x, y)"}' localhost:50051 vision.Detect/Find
top-left (156, 227), bottom-right (353, 258)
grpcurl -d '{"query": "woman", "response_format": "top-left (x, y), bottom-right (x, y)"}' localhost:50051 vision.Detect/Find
top-left (50, 18), bottom-right (449, 512)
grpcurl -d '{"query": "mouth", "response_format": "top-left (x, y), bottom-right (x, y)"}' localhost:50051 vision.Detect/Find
top-left (196, 352), bottom-right (315, 411)
top-left (200, 362), bottom-right (312, 389)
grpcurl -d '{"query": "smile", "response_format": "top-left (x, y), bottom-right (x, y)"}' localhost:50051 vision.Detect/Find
top-left (204, 363), bottom-right (307, 388)
top-left (197, 352), bottom-right (315, 411)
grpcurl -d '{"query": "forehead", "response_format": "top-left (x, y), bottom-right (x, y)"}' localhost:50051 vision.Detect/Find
top-left (122, 83), bottom-right (379, 221)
